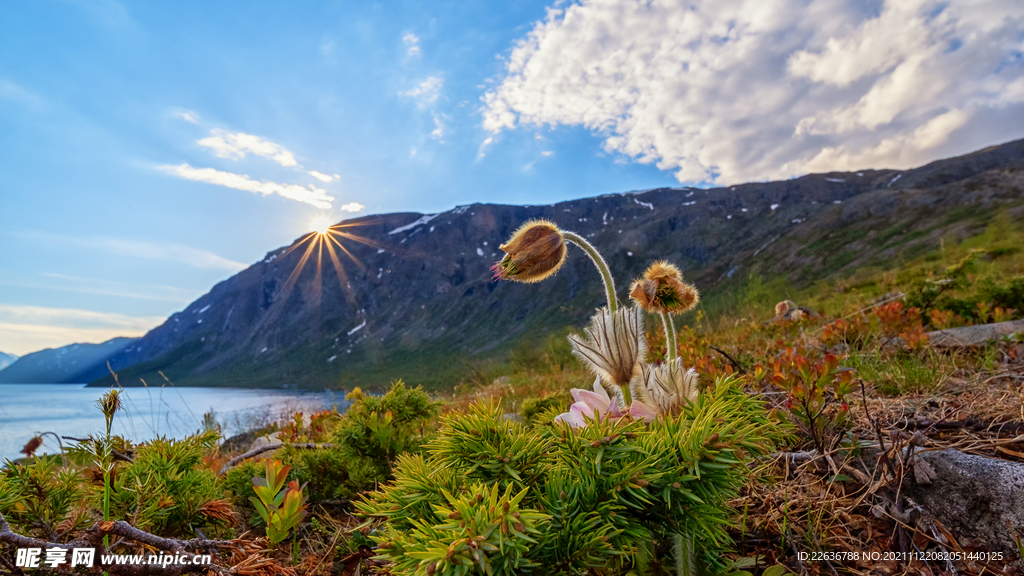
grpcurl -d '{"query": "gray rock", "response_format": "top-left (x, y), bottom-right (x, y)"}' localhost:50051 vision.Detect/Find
top-left (908, 448), bottom-right (1024, 553)
top-left (245, 431), bottom-right (283, 461)
top-left (927, 319), bottom-right (1024, 347)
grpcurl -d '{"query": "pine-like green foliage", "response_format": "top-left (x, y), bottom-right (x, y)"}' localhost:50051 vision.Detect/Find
top-left (0, 457), bottom-right (89, 540)
top-left (358, 375), bottom-right (781, 575)
top-left (224, 459), bottom-right (267, 515)
top-left (520, 396), bottom-right (566, 427)
top-left (225, 381), bottom-right (439, 511)
top-left (290, 446), bottom-right (380, 503)
top-left (328, 380), bottom-right (438, 485)
top-left (106, 430), bottom-right (225, 536)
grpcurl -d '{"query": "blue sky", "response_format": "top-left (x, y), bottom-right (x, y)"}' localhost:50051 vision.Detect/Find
top-left (1, 0), bottom-right (1022, 356)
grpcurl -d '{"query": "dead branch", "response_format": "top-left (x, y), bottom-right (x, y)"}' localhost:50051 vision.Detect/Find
top-left (708, 346), bottom-right (746, 374)
top-left (0, 549), bottom-right (21, 576)
top-left (893, 417), bottom-right (1024, 436)
top-left (217, 443), bottom-right (334, 476)
top-left (1, 511), bottom-right (235, 576)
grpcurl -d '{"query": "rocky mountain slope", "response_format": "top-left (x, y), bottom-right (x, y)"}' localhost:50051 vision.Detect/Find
top-left (90, 139), bottom-right (1024, 390)
top-left (0, 351), bottom-right (17, 371)
top-left (0, 338), bottom-right (137, 384)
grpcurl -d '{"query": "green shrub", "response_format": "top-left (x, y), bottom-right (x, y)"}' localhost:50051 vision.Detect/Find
top-left (520, 395), bottom-right (567, 427)
top-left (0, 456), bottom-right (89, 540)
top-left (290, 445), bottom-right (379, 503)
top-left (224, 381), bottom-right (438, 512)
top-left (329, 380), bottom-right (438, 483)
top-left (223, 459), bottom-right (266, 518)
top-left (106, 430), bottom-right (228, 537)
top-left (357, 375), bottom-right (781, 575)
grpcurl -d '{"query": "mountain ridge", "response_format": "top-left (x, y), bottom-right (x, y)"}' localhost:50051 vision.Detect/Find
top-left (0, 351), bottom-right (18, 371)
top-left (89, 139), bottom-right (1024, 390)
top-left (0, 338), bottom-right (138, 384)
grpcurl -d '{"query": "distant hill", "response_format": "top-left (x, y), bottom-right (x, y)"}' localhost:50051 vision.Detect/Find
top-left (0, 351), bottom-right (17, 371)
top-left (0, 338), bottom-right (138, 384)
top-left (89, 139), bottom-right (1024, 391)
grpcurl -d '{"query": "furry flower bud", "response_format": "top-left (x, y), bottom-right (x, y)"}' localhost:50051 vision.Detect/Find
top-left (629, 261), bottom-right (699, 314)
top-left (492, 220), bottom-right (567, 283)
top-left (629, 359), bottom-right (699, 421)
top-left (568, 306), bottom-right (647, 389)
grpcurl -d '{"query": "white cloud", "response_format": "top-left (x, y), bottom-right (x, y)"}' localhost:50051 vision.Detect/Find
top-left (0, 304), bottom-right (165, 356)
top-left (483, 0), bottom-right (1024, 184)
top-left (308, 170), bottom-right (335, 182)
top-left (197, 129), bottom-right (298, 167)
top-left (339, 202), bottom-right (365, 212)
top-left (431, 114), bottom-right (446, 141)
top-left (7, 230), bottom-right (247, 272)
top-left (90, 238), bottom-right (247, 272)
top-left (403, 33), bottom-right (421, 56)
top-left (160, 163), bottom-right (335, 209)
top-left (541, 150), bottom-right (554, 156)
top-left (477, 136), bottom-right (495, 159)
top-left (401, 76), bottom-right (443, 107)
top-left (174, 110), bottom-right (201, 124)
top-left (16, 272), bottom-right (192, 303)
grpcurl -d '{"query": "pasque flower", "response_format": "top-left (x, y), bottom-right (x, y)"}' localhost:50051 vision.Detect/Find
top-left (491, 219), bottom-right (567, 283)
top-left (629, 261), bottom-right (699, 315)
top-left (554, 377), bottom-right (626, 428)
top-left (568, 306), bottom-right (647, 391)
top-left (629, 359), bottom-right (699, 421)
top-left (20, 436), bottom-right (43, 458)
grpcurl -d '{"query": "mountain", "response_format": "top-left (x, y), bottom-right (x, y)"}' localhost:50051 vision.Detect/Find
top-left (89, 139), bottom-right (1024, 390)
top-left (0, 338), bottom-right (138, 384)
top-left (0, 351), bottom-right (18, 371)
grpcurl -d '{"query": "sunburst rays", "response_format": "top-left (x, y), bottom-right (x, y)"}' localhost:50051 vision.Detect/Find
top-left (253, 217), bottom-right (419, 338)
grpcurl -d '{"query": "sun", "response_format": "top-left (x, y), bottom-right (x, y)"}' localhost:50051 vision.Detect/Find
top-left (310, 215), bottom-right (333, 235)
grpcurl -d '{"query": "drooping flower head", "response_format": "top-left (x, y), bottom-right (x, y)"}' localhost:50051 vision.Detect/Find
top-left (629, 261), bottom-right (699, 315)
top-left (554, 377), bottom-right (626, 428)
top-left (492, 219), bottom-right (567, 283)
top-left (20, 436), bottom-right (43, 458)
top-left (569, 306), bottom-right (647, 390)
top-left (629, 359), bottom-right (699, 422)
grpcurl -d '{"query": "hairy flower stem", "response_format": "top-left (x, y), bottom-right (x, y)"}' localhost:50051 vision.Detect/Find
top-left (562, 232), bottom-right (617, 313)
top-left (661, 312), bottom-right (678, 364)
top-left (562, 232), bottom-right (630, 402)
top-left (620, 384), bottom-right (632, 406)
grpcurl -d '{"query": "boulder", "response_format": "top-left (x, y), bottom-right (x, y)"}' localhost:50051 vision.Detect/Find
top-left (908, 448), bottom-right (1024, 554)
top-left (927, 319), bottom-right (1024, 347)
top-left (244, 431), bottom-right (283, 461)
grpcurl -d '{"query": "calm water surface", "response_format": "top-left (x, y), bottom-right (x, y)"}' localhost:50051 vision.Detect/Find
top-left (0, 384), bottom-right (346, 461)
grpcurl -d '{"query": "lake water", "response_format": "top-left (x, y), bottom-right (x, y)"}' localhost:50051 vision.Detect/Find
top-left (0, 384), bottom-right (347, 461)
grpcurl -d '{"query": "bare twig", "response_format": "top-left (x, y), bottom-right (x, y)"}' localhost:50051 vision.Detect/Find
top-left (709, 346), bottom-right (747, 374)
top-left (0, 551), bottom-right (22, 576)
top-left (1, 511), bottom-right (234, 576)
top-left (217, 443), bottom-right (333, 476)
top-left (895, 417), bottom-right (1024, 436)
